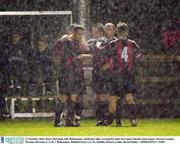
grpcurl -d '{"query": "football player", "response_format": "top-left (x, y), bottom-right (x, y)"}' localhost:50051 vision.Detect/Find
top-left (92, 23), bottom-right (117, 126)
top-left (87, 23), bottom-right (107, 126)
top-left (103, 22), bottom-right (142, 126)
top-left (53, 25), bottom-right (88, 127)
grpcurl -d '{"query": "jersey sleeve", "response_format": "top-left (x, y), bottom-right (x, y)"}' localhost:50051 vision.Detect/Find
top-left (133, 41), bottom-right (143, 61)
top-left (87, 39), bottom-right (97, 53)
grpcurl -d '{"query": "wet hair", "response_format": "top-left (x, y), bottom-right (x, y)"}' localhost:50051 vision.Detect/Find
top-left (92, 22), bottom-right (104, 28)
top-left (105, 23), bottom-right (116, 30)
top-left (12, 31), bottom-right (22, 37)
top-left (67, 23), bottom-right (78, 32)
top-left (38, 35), bottom-right (49, 41)
top-left (117, 22), bottom-right (129, 34)
top-left (91, 22), bottom-right (105, 35)
top-left (97, 24), bottom-right (105, 34)
top-left (73, 24), bottom-right (85, 32)
top-left (37, 35), bottom-right (49, 43)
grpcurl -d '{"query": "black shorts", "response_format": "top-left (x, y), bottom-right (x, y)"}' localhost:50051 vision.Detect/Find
top-left (92, 69), bottom-right (112, 94)
top-left (59, 67), bottom-right (86, 95)
top-left (111, 71), bottom-right (136, 96)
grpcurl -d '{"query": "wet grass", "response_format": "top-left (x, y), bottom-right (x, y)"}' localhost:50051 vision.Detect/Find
top-left (0, 118), bottom-right (180, 136)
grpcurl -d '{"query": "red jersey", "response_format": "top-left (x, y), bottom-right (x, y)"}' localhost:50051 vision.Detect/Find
top-left (115, 39), bottom-right (142, 72)
top-left (53, 39), bottom-right (85, 70)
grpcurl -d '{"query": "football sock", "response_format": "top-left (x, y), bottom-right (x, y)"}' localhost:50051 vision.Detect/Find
top-left (128, 104), bottom-right (136, 120)
top-left (75, 102), bottom-right (83, 121)
top-left (54, 101), bottom-right (65, 124)
top-left (67, 101), bottom-right (76, 122)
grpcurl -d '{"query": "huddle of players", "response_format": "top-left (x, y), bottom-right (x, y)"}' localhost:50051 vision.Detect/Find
top-left (53, 22), bottom-right (142, 127)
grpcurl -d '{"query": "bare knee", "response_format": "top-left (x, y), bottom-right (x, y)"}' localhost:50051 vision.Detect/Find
top-left (60, 95), bottom-right (68, 103)
top-left (96, 94), bottom-right (108, 102)
top-left (125, 93), bottom-right (135, 104)
top-left (108, 96), bottom-right (118, 114)
top-left (71, 94), bottom-right (81, 103)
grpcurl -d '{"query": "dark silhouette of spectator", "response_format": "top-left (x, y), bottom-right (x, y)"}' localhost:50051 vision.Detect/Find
top-left (0, 30), bottom-right (9, 120)
top-left (29, 35), bottom-right (53, 96)
top-left (6, 31), bottom-right (29, 96)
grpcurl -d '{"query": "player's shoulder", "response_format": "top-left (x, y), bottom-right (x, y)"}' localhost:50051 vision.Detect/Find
top-left (128, 39), bottom-right (136, 44)
top-left (56, 35), bottom-right (70, 43)
top-left (113, 37), bottom-right (118, 40)
top-left (128, 39), bottom-right (139, 48)
top-left (108, 38), bottom-right (118, 47)
top-left (100, 39), bottom-right (117, 52)
top-left (56, 37), bottom-right (70, 46)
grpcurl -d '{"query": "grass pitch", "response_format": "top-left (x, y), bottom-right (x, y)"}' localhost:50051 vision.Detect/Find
top-left (0, 119), bottom-right (180, 136)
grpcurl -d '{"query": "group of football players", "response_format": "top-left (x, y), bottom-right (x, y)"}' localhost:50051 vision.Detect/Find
top-left (53, 22), bottom-right (142, 127)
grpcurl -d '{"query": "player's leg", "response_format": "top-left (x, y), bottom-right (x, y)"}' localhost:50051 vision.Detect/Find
top-left (125, 74), bottom-right (137, 126)
top-left (67, 70), bottom-right (86, 127)
top-left (92, 71), bottom-right (104, 126)
top-left (95, 94), bottom-right (108, 126)
top-left (54, 75), bottom-right (68, 127)
top-left (92, 70), bottom-right (108, 126)
top-left (115, 97), bottom-right (123, 127)
top-left (104, 72), bottom-right (123, 126)
top-left (66, 97), bottom-right (76, 127)
top-left (95, 94), bottom-right (103, 126)
top-left (74, 77), bottom-right (87, 127)
top-left (100, 71), bottom-right (116, 126)
top-left (54, 95), bottom-right (67, 127)
top-left (72, 94), bottom-right (84, 127)
top-left (66, 94), bottom-right (81, 127)
top-left (120, 72), bottom-right (137, 127)
top-left (74, 102), bottom-right (83, 126)
top-left (114, 74), bottom-right (123, 127)
top-left (103, 95), bottom-right (118, 126)
top-left (125, 93), bottom-right (137, 126)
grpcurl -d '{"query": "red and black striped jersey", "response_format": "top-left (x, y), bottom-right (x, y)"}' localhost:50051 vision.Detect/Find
top-left (115, 39), bottom-right (142, 72)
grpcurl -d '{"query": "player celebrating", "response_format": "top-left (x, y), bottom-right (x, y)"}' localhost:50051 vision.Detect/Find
top-left (91, 23), bottom-right (117, 126)
top-left (104, 23), bottom-right (117, 43)
top-left (53, 24), bottom-right (88, 127)
top-left (87, 23), bottom-right (107, 126)
top-left (103, 22), bottom-right (142, 126)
